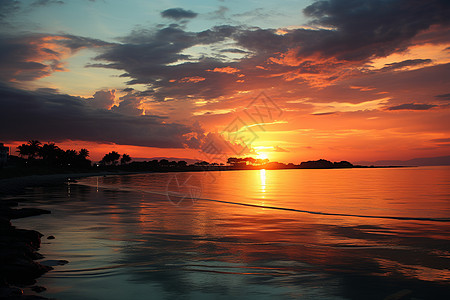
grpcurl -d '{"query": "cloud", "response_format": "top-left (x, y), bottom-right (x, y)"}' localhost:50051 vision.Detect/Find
top-left (161, 8), bottom-right (198, 20)
top-left (387, 103), bottom-right (437, 111)
top-left (302, 0), bottom-right (450, 61)
top-left (87, 90), bottom-right (116, 110)
top-left (208, 6), bottom-right (229, 20)
top-left (435, 93), bottom-right (450, 100)
top-left (311, 112), bottom-right (337, 116)
top-left (0, 1), bottom-right (20, 24)
top-left (89, 24), bottom-right (241, 100)
top-left (310, 98), bottom-right (389, 114)
top-left (430, 138), bottom-right (450, 143)
top-left (31, 0), bottom-right (64, 7)
top-left (219, 48), bottom-right (249, 54)
top-left (4, 0), bottom-right (446, 110)
top-left (0, 33), bottom-right (111, 82)
top-left (379, 59), bottom-right (433, 72)
top-left (111, 91), bottom-right (144, 116)
top-left (207, 66), bottom-right (240, 74)
top-left (0, 83), bottom-right (195, 148)
top-left (79, 0), bottom-right (450, 101)
top-left (273, 146), bottom-right (289, 152)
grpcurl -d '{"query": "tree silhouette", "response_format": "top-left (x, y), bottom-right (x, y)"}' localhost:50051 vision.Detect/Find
top-left (17, 140), bottom-right (42, 160)
top-left (120, 153), bottom-right (132, 165)
top-left (39, 142), bottom-right (62, 165)
top-left (177, 160), bottom-right (187, 167)
top-left (27, 140), bottom-right (41, 159)
top-left (78, 148), bottom-right (89, 159)
top-left (62, 149), bottom-right (78, 166)
top-left (101, 151), bottom-right (121, 165)
top-left (17, 144), bottom-right (30, 159)
top-left (159, 159), bottom-right (169, 167)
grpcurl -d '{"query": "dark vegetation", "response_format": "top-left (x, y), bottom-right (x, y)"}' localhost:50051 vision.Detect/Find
top-left (1, 140), bottom-right (362, 179)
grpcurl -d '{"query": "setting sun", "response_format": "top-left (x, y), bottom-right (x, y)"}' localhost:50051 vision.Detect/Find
top-left (256, 152), bottom-right (269, 160)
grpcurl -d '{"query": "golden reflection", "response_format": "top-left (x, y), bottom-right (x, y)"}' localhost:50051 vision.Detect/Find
top-left (260, 169), bottom-right (266, 198)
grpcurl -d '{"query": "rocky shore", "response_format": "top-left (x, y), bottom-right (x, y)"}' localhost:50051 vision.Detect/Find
top-left (0, 199), bottom-right (52, 299)
top-left (0, 171), bottom-right (140, 299)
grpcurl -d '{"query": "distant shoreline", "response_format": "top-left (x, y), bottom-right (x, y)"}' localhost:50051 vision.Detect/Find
top-left (0, 171), bottom-right (147, 196)
top-left (0, 165), bottom-right (417, 196)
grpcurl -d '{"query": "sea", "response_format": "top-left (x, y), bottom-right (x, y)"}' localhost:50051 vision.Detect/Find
top-left (12, 166), bottom-right (450, 299)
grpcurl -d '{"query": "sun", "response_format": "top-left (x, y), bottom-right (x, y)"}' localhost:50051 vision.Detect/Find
top-left (256, 152), bottom-right (269, 160)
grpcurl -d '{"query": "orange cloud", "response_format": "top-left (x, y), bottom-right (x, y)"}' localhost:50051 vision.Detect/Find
top-left (207, 66), bottom-right (240, 74)
top-left (179, 76), bottom-right (206, 83)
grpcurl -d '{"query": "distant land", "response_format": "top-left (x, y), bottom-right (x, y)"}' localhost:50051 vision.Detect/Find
top-left (131, 157), bottom-right (199, 164)
top-left (356, 156), bottom-right (450, 167)
top-left (137, 156), bottom-right (450, 167)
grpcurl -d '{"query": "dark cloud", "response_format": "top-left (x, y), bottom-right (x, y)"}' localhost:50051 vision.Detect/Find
top-left (161, 8), bottom-right (198, 20)
top-left (387, 103), bottom-right (437, 111)
top-left (302, 0), bottom-right (450, 61)
top-left (0, 84), bottom-right (194, 148)
top-left (219, 48), bottom-right (249, 54)
top-left (89, 25), bottom-right (240, 100)
top-left (379, 59), bottom-right (432, 72)
top-left (435, 93), bottom-right (450, 100)
top-left (0, 33), bottom-right (111, 82)
top-left (31, 0), bottom-right (64, 7)
top-left (430, 138), bottom-right (450, 143)
top-left (56, 34), bottom-right (112, 51)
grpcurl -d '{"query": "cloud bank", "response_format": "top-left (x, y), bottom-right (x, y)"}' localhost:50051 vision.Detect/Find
top-left (0, 84), bottom-right (194, 148)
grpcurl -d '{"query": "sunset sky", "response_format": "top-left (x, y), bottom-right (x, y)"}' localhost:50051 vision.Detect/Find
top-left (0, 0), bottom-right (449, 163)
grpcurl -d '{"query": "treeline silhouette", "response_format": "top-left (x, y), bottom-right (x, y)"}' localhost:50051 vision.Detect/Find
top-left (15, 141), bottom-right (135, 169)
top-left (17, 140), bottom-right (91, 168)
top-left (3, 140), bottom-right (356, 178)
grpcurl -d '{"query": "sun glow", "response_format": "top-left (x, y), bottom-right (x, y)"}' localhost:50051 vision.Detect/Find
top-left (256, 152), bottom-right (269, 160)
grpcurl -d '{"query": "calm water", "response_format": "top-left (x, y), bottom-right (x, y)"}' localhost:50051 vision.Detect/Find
top-left (12, 167), bottom-right (450, 299)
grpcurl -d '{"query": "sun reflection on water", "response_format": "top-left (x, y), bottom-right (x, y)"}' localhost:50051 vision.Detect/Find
top-left (260, 169), bottom-right (266, 201)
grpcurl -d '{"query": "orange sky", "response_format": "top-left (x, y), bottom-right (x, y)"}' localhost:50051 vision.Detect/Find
top-left (1, 0), bottom-right (449, 163)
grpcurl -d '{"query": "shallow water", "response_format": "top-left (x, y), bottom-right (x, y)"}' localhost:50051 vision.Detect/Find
top-left (13, 166), bottom-right (450, 299)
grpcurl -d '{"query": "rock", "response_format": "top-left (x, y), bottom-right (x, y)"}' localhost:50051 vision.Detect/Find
top-left (46, 235), bottom-right (55, 240)
top-left (0, 222), bottom-right (52, 286)
top-left (0, 197), bottom-right (53, 299)
top-left (57, 260), bottom-right (68, 265)
top-left (0, 257), bottom-right (53, 285)
top-left (40, 259), bottom-right (68, 267)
